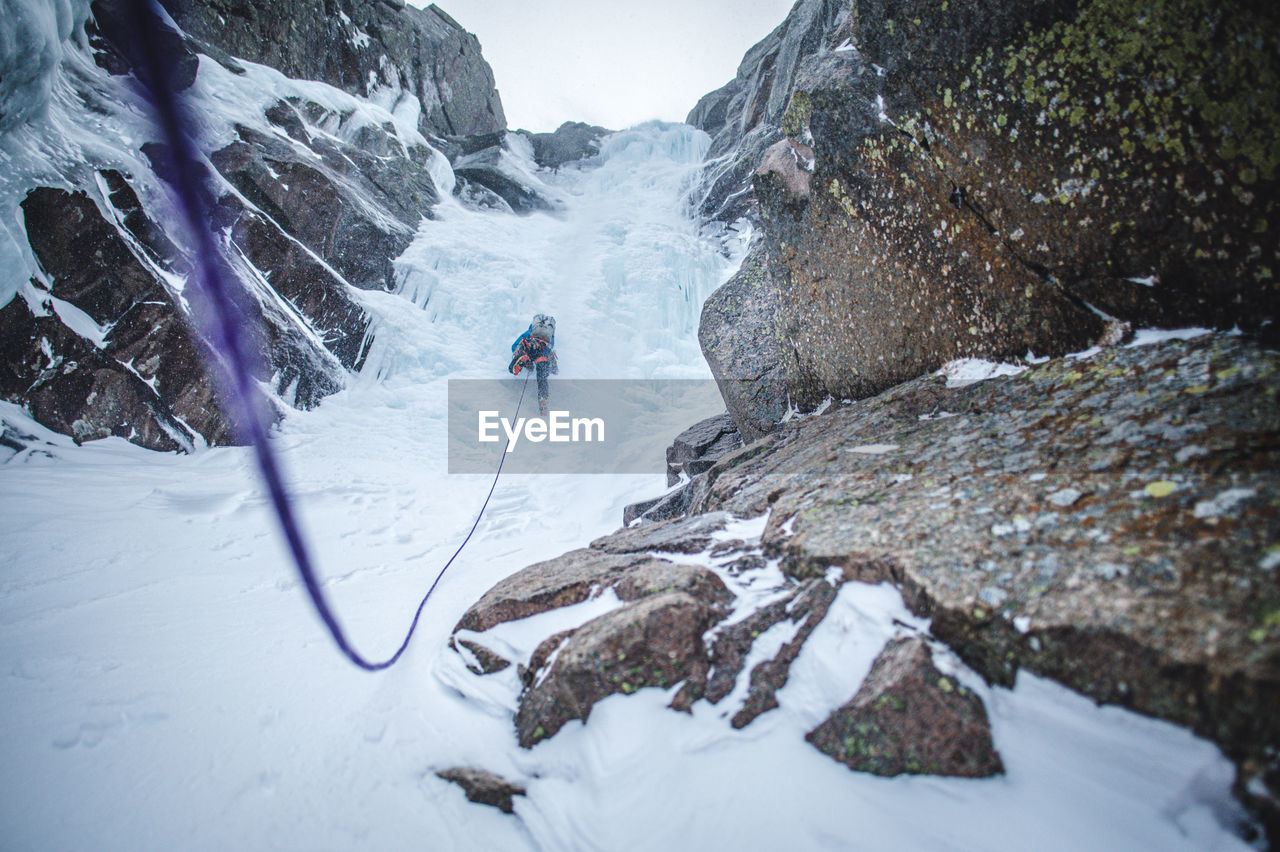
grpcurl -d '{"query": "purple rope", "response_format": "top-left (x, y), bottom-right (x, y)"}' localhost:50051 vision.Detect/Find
top-left (123, 0), bottom-right (527, 670)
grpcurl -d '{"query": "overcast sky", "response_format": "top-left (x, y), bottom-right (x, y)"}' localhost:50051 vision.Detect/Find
top-left (409, 0), bottom-right (798, 132)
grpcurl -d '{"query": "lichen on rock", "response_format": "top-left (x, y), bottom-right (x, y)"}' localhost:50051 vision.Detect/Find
top-left (807, 636), bottom-right (1004, 777)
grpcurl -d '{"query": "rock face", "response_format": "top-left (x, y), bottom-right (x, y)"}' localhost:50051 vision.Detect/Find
top-left (696, 244), bottom-right (788, 442)
top-left (623, 414), bottom-right (743, 525)
top-left (452, 145), bottom-right (554, 215)
top-left (690, 333), bottom-right (1278, 817)
top-left (690, 0), bottom-right (1279, 437)
top-left (593, 510), bottom-right (731, 555)
top-left (687, 0), bottom-right (844, 224)
top-left (514, 591), bottom-right (725, 747)
top-left (664, 412), bottom-right (742, 486)
top-left (157, 0), bottom-right (506, 137)
top-left (453, 538), bottom-right (732, 636)
top-left (432, 131), bottom-right (564, 215)
top-left (807, 636), bottom-right (1003, 777)
top-left (452, 331), bottom-right (1276, 832)
top-left (2, 0), bottom-right (505, 450)
top-left (1, 184), bottom-right (232, 449)
top-left (209, 107), bottom-right (439, 294)
top-left (517, 121), bottom-right (611, 171)
top-left (435, 767), bottom-right (526, 814)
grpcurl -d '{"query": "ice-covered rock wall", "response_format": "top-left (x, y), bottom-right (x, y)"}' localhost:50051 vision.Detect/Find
top-left (0, 0), bottom-right (507, 450)
top-left (157, 0), bottom-right (505, 137)
top-left (0, 0), bottom-right (91, 131)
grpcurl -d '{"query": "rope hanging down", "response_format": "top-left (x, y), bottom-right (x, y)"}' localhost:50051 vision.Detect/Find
top-left (125, 0), bottom-right (529, 671)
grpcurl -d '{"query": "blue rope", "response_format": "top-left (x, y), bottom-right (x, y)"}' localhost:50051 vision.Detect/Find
top-left (124, 0), bottom-right (527, 670)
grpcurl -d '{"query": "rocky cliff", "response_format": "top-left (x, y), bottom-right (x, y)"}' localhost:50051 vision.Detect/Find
top-left (447, 0), bottom-right (1279, 840)
top-left (690, 0), bottom-right (1278, 437)
top-left (157, 0), bottom-right (506, 137)
top-left (0, 0), bottom-right (508, 450)
top-left (454, 331), bottom-right (1279, 841)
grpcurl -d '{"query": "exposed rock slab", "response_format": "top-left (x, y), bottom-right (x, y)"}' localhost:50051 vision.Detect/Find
top-left (692, 0), bottom-right (1278, 437)
top-left (807, 636), bottom-right (1003, 777)
top-left (517, 121), bottom-right (610, 171)
top-left (453, 547), bottom-right (730, 634)
top-left (514, 591), bottom-right (725, 747)
top-left (698, 241), bottom-right (789, 440)
top-left (833, 0), bottom-right (1278, 339)
top-left (435, 767), bottom-right (525, 814)
top-left (589, 511), bottom-right (730, 555)
top-left (754, 49), bottom-right (1104, 411)
top-left (665, 411), bottom-right (742, 486)
top-left (692, 334), bottom-right (1279, 806)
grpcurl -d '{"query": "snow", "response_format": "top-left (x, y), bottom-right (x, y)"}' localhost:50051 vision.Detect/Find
top-left (938, 357), bottom-right (1028, 388)
top-left (1127, 326), bottom-right (1214, 347)
top-left (844, 443), bottom-right (899, 455)
top-left (0, 18), bottom-right (1256, 852)
top-left (934, 326), bottom-right (1215, 390)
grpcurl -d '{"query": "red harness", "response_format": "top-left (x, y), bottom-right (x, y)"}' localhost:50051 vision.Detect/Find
top-left (523, 337), bottom-right (551, 362)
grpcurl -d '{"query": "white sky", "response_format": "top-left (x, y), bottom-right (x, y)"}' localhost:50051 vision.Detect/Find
top-left (410, 0), bottom-right (798, 132)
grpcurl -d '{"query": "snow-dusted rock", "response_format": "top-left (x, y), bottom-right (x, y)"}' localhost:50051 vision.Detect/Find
top-left (672, 575), bottom-right (839, 728)
top-left (1, 184), bottom-right (228, 449)
top-left (449, 135), bottom-right (559, 215)
top-left (0, 0), bottom-right (496, 450)
top-left (624, 415), bottom-right (744, 525)
top-left (685, 0), bottom-right (840, 223)
top-left (157, 0), bottom-right (505, 137)
top-left (516, 120), bottom-right (611, 171)
top-left (664, 411), bottom-right (742, 486)
top-left (807, 636), bottom-right (1003, 778)
top-left (589, 510), bottom-right (731, 555)
top-left (435, 767), bottom-right (526, 814)
top-left (515, 591), bottom-right (725, 747)
top-left (454, 547), bottom-right (729, 635)
top-left (692, 332), bottom-right (1279, 821)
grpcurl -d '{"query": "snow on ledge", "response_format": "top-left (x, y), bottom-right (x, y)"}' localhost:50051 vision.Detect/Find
top-left (937, 358), bottom-right (1027, 388)
top-left (1125, 327), bottom-right (1214, 348)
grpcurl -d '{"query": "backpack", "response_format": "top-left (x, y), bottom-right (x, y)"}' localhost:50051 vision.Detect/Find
top-left (530, 314), bottom-right (555, 344)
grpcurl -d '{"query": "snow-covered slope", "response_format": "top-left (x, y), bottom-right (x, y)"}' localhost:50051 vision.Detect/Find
top-left (0, 115), bottom-right (1252, 848)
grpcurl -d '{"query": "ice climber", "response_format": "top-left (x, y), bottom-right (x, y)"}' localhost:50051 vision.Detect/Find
top-left (509, 313), bottom-right (559, 415)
